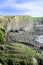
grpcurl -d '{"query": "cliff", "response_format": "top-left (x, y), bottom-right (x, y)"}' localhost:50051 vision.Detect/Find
top-left (0, 16), bottom-right (34, 32)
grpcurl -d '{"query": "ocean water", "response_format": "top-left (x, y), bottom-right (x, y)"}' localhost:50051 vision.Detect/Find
top-left (35, 35), bottom-right (43, 54)
top-left (36, 35), bottom-right (43, 44)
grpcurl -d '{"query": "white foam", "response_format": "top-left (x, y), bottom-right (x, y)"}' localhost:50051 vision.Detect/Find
top-left (36, 35), bottom-right (43, 44)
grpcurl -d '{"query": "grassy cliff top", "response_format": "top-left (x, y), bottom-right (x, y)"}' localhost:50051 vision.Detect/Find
top-left (0, 42), bottom-right (43, 65)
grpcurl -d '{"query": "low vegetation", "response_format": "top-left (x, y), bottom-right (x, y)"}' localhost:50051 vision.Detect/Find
top-left (0, 24), bottom-right (6, 44)
top-left (0, 42), bottom-right (43, 65)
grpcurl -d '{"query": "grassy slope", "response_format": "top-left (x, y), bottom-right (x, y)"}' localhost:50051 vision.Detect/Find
top-left (0, 42), bottom-right (43, 65)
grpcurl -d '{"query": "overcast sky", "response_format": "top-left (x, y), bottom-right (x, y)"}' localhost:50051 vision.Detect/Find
top-left (0, 0), bottom-right (43, 17)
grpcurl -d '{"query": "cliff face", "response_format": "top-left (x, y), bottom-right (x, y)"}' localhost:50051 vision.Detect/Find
top-left (0, 16), bottom-right (34, 31)
top-left (0, 16), bottom-right (43, 34)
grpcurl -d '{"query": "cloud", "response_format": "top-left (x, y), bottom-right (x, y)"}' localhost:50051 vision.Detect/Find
top-left (0, 0), bottom-right (43, 16)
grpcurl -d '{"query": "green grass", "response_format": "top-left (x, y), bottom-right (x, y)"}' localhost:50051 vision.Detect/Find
top-left (0, 42), bottom-right (43, 65)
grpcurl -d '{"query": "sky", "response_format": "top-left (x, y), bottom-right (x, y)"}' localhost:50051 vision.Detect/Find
top-left (0, 0), bottom-right (43, 17)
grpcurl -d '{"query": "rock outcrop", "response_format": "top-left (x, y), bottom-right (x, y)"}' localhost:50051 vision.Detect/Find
top-left (7, 31), bottom-right (43, 53)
